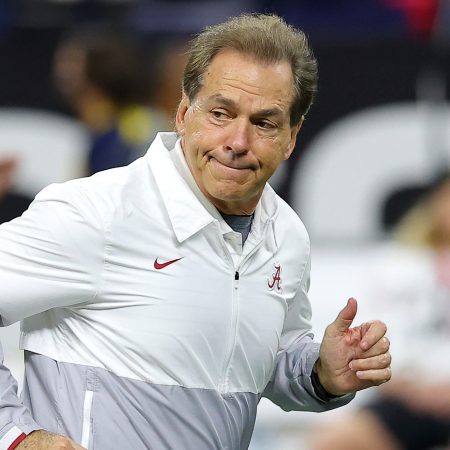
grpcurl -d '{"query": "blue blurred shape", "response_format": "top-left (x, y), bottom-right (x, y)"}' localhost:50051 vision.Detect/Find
top-left (128, 0), bottom-right (260, 34)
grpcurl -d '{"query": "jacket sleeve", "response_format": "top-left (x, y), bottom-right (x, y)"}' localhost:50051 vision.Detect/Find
top-left (0, 342), bottom-right (40, 449)
top-left (262, 255), bottom-right (355, 412)
top-left (0, 182), bottom-right (105, 447)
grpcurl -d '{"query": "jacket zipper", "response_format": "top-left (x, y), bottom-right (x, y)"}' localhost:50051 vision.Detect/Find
top-left (218, 221), bottom-right (270, 393)
top-left (219, 270), bottom-right (240, 393)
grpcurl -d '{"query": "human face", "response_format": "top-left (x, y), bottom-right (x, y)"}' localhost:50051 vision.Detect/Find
top-left (176, 49), bottom-right (302, 215)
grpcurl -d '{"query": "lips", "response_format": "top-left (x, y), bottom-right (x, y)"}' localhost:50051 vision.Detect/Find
top-left (208, 158), bottom-right (253, 182)
top-left (209, 156), bottom-right (253, 172)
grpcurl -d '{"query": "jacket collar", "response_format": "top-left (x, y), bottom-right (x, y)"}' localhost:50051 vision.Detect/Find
top-left (146, 132), bottom-right (279, 243)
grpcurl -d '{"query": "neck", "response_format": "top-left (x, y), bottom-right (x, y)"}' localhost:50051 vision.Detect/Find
top-left (212, 198), bottom-right (258, 216)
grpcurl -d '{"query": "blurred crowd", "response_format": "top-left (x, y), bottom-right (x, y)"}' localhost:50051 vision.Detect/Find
top-left (307, 174), bottom-right (450, 450)
top-left (0, 1), bottom-right (447, 38)
top-left (1, 1), bottom-right (450, 450)
top-left (0, 26), bottom-right (181, 220)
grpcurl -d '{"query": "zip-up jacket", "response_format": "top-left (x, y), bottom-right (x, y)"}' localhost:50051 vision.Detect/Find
top-left (0, 132), bottom-right (353, 449)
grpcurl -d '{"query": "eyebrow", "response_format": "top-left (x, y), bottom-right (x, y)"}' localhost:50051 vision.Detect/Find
top-left (208, 94), bottom-right (285, 120)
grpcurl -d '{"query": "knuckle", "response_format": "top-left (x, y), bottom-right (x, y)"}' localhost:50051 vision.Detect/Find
top-left (372, 320), bottom-right (387, 333)
top-left (384, 367), bottom-right (392, 379)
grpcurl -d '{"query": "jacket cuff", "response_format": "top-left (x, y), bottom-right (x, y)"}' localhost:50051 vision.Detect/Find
top-left (0, 426), bottom-right (26, 450)
top-left (310, 368), bottom-right (341, 401)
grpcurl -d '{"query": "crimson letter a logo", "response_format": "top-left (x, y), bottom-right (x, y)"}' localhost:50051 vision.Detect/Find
top-left (268, 264), bottom-right (282, 291)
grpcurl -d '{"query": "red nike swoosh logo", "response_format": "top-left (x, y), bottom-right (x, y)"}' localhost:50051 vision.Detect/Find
top-left (154, 257), bottom-right (183, 270)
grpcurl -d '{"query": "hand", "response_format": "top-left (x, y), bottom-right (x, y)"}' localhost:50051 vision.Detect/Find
top-left (16, 430), bottom-right (87, 450)
top-left (315, 298), bottom-right (391, 396)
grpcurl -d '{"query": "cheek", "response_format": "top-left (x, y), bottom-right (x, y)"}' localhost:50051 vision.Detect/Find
top-left (183, 134), bottom-right (213, 174)
top-left (186, 117), bottom-right (221, 145)
top-left (257, 140), bottom-right (286, 168)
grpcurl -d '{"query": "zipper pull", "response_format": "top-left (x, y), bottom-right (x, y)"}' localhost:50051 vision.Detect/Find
top-left (235, 271), bottom-right (240, 281)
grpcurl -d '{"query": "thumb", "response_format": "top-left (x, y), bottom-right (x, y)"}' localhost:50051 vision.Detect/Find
top-left (332, 297), bottom-right (358, 332)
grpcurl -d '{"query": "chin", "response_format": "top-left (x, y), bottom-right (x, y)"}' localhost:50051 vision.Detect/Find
top-left (203, 177), bottom-right (262, 205)
top-left (211, 193), bottom-right (247, 204)
top-left (207, 185), bottom-right (250, 201)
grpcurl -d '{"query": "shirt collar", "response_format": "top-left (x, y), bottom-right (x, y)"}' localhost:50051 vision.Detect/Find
top-left (146, 132), bottom-right (278, 242)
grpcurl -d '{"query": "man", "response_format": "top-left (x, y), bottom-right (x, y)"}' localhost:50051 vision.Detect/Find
top-left (0, 14), bottom-right (391, 450)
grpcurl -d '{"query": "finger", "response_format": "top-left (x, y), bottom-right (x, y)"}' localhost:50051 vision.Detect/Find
top-left (355, 367), bottom-right (392, 383)
top-left (359, 321), bottom-right (387, 351)
top-left (349, 353), bottom-right (391, 371)
top-left (360, 336), bottom-right (390, 358)
top-left (332, 298), bottom-right (358, 332)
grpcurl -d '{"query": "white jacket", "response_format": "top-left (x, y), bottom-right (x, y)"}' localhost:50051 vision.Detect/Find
top-left (0, 133), bottom-right (351, 450)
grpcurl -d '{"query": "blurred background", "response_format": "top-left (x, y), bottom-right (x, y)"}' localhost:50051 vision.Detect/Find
top-left (1, 1), bottom-right (450, 449)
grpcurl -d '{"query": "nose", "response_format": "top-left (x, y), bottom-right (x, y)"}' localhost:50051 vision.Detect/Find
top-left (225, 119), bottom-right (250, 155)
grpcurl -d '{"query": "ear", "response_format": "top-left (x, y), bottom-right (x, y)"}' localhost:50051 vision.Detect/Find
top-left (175, 92), bottom-right (190, 136)
top-left (283, 116), bottom-right (304, 160)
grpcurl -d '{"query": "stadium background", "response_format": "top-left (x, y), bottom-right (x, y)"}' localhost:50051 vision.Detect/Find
top-left (0, 1), bottom-right (449, 449)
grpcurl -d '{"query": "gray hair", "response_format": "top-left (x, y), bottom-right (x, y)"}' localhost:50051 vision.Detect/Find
top-left (182, 13), bottom-right (318, 125)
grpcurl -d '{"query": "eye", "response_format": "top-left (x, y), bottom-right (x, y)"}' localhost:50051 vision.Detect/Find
top-left (255, 120), bottom-right (277, 130)
top-left (210, 109), bottom-right (230, 120)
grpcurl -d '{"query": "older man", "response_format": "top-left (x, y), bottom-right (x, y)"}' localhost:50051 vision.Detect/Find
top-left (0, 14), bottom-right (391, 450)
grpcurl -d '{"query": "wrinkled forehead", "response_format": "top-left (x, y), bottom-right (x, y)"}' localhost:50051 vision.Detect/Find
top-left (197, 49), bottom-right (295, 107)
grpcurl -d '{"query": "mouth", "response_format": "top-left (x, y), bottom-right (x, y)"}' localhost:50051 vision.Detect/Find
top-left (209, 156), bottom-right (254, 172)
top-left (208, 157), bottom-right (254, 181)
